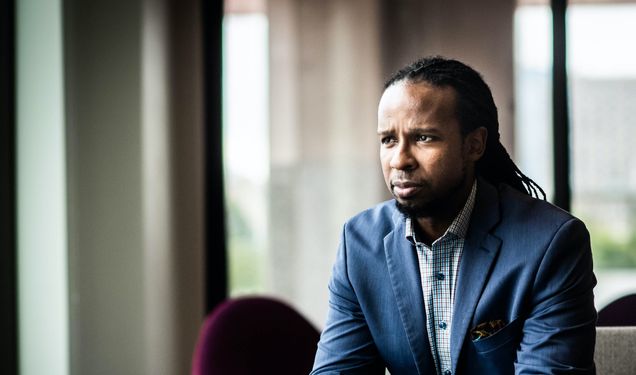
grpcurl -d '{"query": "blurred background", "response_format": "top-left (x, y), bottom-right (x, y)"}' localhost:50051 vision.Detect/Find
top-left (2, 0), bottom-right (636, 374)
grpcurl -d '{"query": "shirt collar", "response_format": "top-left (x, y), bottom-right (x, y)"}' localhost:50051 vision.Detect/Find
top-left (405, 180), bottom-right (477, 244)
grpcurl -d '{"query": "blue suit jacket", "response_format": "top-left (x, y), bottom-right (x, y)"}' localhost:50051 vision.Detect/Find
top-left (311, 180), bottom-right (597, 374)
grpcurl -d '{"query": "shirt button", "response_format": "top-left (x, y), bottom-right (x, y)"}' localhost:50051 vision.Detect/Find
top-left (439, 321), bottom-right (447, 330)
top-left (436, 272), bottom-right (445, 280)
top-left (444, 370), bottom-right (452, 375)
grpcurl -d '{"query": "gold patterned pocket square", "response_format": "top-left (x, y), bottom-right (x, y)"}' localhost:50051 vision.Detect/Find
top-left (470, 319), bottom-right (507, 341)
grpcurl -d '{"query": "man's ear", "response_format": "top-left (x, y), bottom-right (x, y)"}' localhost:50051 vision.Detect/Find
top-left (464, 126), bottom-right (487, 162)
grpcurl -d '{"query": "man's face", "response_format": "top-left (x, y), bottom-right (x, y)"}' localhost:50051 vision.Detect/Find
top-left (377, 81), bottom-right (480, 217)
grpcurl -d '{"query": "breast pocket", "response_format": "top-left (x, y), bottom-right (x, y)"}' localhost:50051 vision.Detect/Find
top-left (471, 317), bottom-right (522, 357)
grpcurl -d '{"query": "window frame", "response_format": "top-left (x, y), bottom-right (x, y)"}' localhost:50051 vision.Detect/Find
top-left (202, 0), bottom-right (229, 313)
top-left (0, 0), bottom-right (19, 373)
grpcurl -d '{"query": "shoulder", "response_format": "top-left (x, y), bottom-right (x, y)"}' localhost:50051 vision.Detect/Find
top-left (484, 184), bottom-right (590, 260)
top-left (341, 200), bottom-right (401, 244)
top-left (496, 183), bottom-right (582, 231)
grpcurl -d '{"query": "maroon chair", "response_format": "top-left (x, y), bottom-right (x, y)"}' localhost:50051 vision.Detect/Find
top-left (597, 294), bottom-right (636, 326)
top-left (191, 296), bottom-right (321, 375)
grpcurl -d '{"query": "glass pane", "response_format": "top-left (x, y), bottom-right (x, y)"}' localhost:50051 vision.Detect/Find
top-left (514, 4), bottom-right (554, 201)
top-left (568, 3), bottom-right (636, 307)
top-left (223, 4), bottom-right (270, 295)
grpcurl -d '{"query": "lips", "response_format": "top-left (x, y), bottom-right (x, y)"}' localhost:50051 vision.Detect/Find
top-left (392, 180), bottom-right (423, 199)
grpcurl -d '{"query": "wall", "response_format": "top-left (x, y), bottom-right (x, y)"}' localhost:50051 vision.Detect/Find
top-left (63, 0), bottom-right (204, 373)
top-left (380, 0), bottom-right (516, 150)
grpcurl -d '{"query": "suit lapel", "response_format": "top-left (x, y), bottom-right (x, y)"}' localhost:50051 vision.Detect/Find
top-left (450, 180), bottom-right (502, 374)
top-left (384, 210), bottom-right (434, 374)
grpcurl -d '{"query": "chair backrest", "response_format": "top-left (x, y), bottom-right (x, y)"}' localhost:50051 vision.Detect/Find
top-left (597, 294), bottom-right (636, 326)
top-left (595, 327), bottom-right (636, 375)
top-left (191, 296), bottom-right (320, 375)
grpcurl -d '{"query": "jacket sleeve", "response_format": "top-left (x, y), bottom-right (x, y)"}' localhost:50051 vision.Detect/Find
top-left (310, 223), bottom-right (385, 375)
top-left (515, 218), bottom-right (597, 374)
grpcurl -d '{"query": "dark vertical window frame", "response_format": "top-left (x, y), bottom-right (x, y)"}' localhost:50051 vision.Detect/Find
top-left (202, 0), bottom-right (228, 314)
top-left (0, 0), bottom-right (19, 373)
top-left (551, 0), bottom-right (571, 211)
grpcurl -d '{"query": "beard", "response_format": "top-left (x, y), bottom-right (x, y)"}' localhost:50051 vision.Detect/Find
top-left (393, 168), bottom-right (468, 219)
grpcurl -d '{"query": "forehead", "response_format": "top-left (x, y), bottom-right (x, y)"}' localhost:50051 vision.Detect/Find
top-left (377, 81), bottom-right (458, 128)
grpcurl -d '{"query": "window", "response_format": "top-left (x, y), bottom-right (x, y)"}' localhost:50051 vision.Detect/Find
top-left (514, 3), bottom-right (554, 200)
top-left (515, 0), bottom-right (636, 309)
top-left (568, 2), bottom-right (636, 306)
top-left (223, 1), bottom-right (270, 295)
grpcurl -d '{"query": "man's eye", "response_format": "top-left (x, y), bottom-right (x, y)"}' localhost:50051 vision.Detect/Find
top-left (381, 137), bottom-right (396, 145)
top-left (417, 135), bottom-right (433, 142)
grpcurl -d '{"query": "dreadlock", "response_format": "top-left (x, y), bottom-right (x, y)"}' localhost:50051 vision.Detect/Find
top-left (385, 56), bottom-right (546, 200)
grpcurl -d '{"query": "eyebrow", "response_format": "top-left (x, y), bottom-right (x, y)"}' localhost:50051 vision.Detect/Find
top-left (377, 126), bottom-right (442, 136)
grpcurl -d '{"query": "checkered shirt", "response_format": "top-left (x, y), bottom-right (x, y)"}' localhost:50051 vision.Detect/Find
top-left (405, 181), bottom-right (477, 375)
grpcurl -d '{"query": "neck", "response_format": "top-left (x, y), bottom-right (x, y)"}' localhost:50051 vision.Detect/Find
top-left (415, 177), bottom-right (475, 245)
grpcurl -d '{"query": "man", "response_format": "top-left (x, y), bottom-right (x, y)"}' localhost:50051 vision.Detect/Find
top-left (311, 57), bottom-right (596, 374)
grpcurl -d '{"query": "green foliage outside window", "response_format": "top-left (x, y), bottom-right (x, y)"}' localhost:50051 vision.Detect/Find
top-left (589, 223), bottom-right (636, 268)
top-left (227, 200), bottom-right (266, 294)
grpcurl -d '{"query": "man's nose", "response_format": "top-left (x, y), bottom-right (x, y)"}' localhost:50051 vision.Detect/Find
top-left (389, 142), bottom-right (416, 170)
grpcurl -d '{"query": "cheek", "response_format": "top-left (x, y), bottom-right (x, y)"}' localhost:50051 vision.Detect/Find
top-left (415, 149), bottom-right (443, 170)
top-left (422, 150), bottom-right (462, 179)
top-left (379, 149), bottom-right (398, 190)
top-left (379, 149), bottom-right (391, 170)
